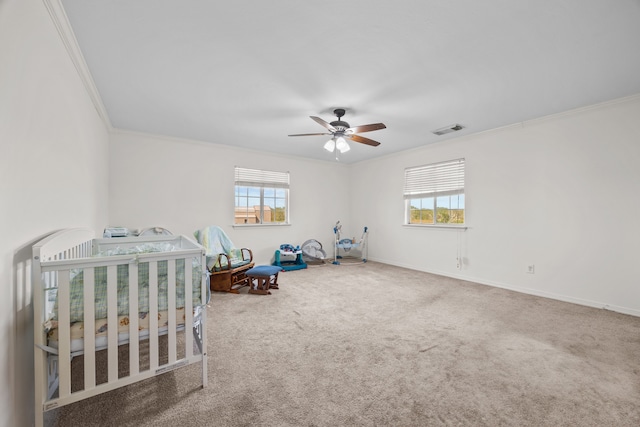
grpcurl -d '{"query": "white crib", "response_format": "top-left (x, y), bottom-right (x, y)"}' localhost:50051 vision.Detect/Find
top-left (32, 228), bottom-right (208, 427)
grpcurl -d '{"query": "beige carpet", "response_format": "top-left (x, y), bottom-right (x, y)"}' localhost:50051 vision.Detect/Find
top-left (48, 262), bottom-right (640, 426)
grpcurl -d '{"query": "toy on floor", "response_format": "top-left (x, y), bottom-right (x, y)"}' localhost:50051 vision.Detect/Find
top-left (332, 221), bottom-right (368, 265)
top-left (301, 239), bottom-right (327, 264)
top-left (273, 244), bottom-right (307, 271)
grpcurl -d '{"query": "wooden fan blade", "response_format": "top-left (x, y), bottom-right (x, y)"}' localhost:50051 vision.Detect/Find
top-left (346, 123), bottom-right (386, 134)
top-left (310, 116), bottom-right (337, 132)
top-left (288, 132), bottom-right (331, 137)
top-left (346, 134), bottom-right (381, 147)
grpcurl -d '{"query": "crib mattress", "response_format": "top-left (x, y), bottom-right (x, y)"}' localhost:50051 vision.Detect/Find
top-left (45, 307), bottom-right (198, 354)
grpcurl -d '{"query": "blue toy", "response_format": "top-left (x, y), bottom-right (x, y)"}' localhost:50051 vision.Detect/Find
top-left (273, 243), bottom-right (307, 271)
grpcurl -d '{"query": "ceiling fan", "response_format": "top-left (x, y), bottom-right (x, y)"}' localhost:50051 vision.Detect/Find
top-left (288, 108), bottom-right (386, 154)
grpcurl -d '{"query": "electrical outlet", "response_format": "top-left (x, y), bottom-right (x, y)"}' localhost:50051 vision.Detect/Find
top-left (527, 264), bottom-right (535, 274)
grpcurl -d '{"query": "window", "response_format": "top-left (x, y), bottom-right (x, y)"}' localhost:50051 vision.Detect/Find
top-left (404, 158), bottom-right (465, 225)
top-left (234, 167), bottom-right (289, 225)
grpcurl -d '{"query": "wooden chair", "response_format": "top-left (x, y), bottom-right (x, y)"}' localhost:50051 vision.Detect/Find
top-left (194, 226), bottom-right (254, 293)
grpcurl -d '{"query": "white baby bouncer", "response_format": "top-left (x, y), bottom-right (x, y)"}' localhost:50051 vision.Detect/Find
top-left (301, 239), bottom-right (328, 264)
top-left (332, 221), bottom-right (369, 265)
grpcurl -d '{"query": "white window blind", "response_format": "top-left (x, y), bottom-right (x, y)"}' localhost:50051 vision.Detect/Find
top-left (403, 158), bottom-right (465, 199)
top-left (235, 167), bottom-right (289, 189)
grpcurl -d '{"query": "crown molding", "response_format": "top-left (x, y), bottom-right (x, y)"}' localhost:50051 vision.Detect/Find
top-left (42, 0), bottom-right (112, 129)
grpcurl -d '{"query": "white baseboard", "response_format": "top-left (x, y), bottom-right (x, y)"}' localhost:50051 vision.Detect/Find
top-left (367, 257), bottom-right (640, 318)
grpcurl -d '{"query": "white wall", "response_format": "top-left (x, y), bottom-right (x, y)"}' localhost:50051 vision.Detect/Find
top-left (109, 131), bottom-right (350, 264)
top-left (0, 1), bottom-right (110, 425)
top-left (350, 94), bottom-right (640, 316)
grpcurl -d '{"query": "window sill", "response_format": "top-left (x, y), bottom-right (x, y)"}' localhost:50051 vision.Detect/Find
top-left (232, 223), bottom-right (291, 228)
top-left (403, 224), bottom-right (467, 230)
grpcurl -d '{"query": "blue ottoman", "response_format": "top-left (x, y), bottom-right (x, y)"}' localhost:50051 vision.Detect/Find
top-left (246, 265), bottom-right (282, 295)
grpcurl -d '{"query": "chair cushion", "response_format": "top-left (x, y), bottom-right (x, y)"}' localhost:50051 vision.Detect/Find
top-left (208, 257), bottom-right (252, 272)
top-left (230, 259), bottom-right (252, 269)
top-left (246, 265), bottom-right (282, 277)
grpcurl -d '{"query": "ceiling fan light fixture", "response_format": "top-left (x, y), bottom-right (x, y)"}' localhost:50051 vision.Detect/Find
top-left (289, 108), bottom-right (385, 156)
top-left (324, 138), bottom-right (336, 152)
top-left (335, 136), bottom-right (350, 153)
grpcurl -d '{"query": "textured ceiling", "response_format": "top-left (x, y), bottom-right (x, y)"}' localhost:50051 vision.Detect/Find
top-left (61, 0), bottom-right (640, 163)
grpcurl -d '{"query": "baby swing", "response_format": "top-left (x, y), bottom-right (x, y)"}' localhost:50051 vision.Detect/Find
top-left (332, 221), bottom-right (369, 265)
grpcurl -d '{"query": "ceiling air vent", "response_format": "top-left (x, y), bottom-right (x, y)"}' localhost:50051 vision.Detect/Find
top-left (432, 124), bottom-right (464, 136)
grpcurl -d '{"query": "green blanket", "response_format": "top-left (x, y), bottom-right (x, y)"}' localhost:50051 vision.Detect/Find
top-left (53, 243), bottom-right (204, 322)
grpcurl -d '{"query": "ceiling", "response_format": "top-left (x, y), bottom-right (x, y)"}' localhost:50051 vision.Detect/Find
top-left (60, 0), bottom-right (640, 164)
